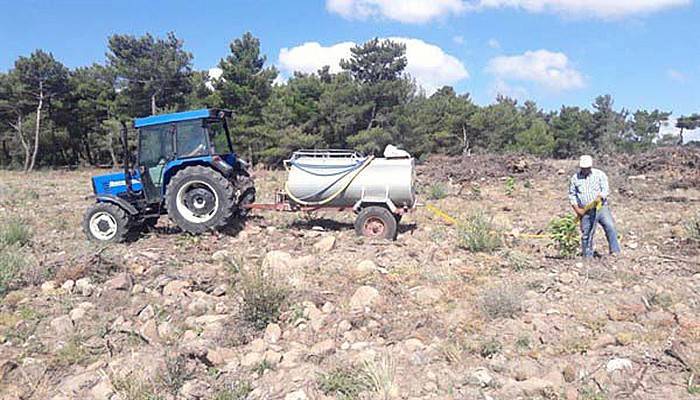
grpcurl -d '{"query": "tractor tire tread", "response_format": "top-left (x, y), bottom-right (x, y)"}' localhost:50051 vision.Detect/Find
top-left (82, 202), bottom-right (131, 243)
top-left (165, 166), bottom-right (236, 234)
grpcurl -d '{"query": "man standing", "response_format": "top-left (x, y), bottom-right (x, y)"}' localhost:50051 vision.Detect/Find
top-left (568, 155), bottom-right (621, 258)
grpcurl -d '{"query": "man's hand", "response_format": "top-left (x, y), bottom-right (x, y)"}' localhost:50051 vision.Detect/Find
top-left (572, 205), bottom-right (585, 218)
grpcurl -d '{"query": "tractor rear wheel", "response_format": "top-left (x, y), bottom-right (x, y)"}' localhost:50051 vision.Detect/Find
top-left (82, 202), bottom-right (131, 243)
top-left (354, 206), bottom-right (398, 240)
top-left (165, 166), bottom-right (235, 234)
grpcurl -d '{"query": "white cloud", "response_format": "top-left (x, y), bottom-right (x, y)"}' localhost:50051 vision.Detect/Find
top-left (326, 0), bottom-right (690, 22)
top-left (279, 42), bottom-right (355, 75)
top-left (666, 68), bottom-right (687, 83)
top-left (487, 38), bottom-right (501, 49)
top-left (474, 0), bottom-right (691, 19)
top-left (453, 35), bottom-right (465, 45)
top-left (277, 37), bottom-right (469, 94)
top-left (486, 49), bottom-right (585, 91)
top-left (326, 0), bottom-right (466, 23)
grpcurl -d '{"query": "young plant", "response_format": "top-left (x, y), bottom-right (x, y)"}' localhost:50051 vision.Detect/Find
top-left (426, 182), bottom-right (448, 200)
top-left (237, 264), bottom-right (288, 330)
top-left (685, 213), bottom-right (700, 242)
top-left (504, 177), bottom-right (516, 197)
top-left (0, 218), bottom-right (32, 248)
top-left (548, 214), bottom-right (579, 258)
top-left (318, 367), bottom-right (371, 400)
top-left (457, 212), bottom-right (503, 253)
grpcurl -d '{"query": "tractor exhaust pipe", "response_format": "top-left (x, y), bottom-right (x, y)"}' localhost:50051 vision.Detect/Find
top-left (120, 121), bottom-right (133, 194)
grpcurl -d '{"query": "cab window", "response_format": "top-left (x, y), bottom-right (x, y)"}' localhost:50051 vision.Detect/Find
top-left (176, 120), bottom-right (208, 157)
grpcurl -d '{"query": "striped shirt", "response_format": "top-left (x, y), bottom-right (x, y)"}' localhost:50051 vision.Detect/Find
top-left (568, 168), bottom-right (610, 207)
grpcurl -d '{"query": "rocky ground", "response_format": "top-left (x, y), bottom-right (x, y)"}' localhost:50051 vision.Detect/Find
top-left (0, 149), bottom-right (699, 400)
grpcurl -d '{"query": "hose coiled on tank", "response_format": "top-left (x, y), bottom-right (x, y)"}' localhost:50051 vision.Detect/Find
top-left (284, 156), bottom-right (376, 206)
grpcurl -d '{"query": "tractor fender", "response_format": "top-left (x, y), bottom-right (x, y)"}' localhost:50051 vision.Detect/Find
top-left (96, 195), bottom-right (139, 216)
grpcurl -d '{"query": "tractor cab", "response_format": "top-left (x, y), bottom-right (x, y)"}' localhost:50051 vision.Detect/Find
top-left (83, 108), bottom-right (255, 242)
top-left (134, 109), bottom-right (237, 202)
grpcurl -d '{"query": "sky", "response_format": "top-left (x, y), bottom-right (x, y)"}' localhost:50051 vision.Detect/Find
top-left (1, 0), bottom-right (699, 116)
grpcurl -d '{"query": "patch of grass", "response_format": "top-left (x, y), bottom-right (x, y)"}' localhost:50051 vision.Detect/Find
top-left (515, 335), bottom-right (531, 350)
top-left (548, 214), bottom-right (579, 258)
top-left (361, 353), bottom-right (397, 400)
top-left (53, 338), bottom-right (92, 368)
top-left (212, 381), bottom-right (253, 400)
top-left (318, 367), bottom-right (371, 400)
top-left (479, 338), bottom-right (502, 358)
top-left (251, 359), bottom-right (273, 375)
top-left (685, 213), bottom-right (700, 241)
top-left (111, 371), bottom-right (163, 400)
top-left (426, 182), bottom-right (448, 200)
top-left (0, 218), bottom-right (32, 247)
top-left (0, 249), bottom-right (26, 297)
top-left (440, 341), bottom-right (462, 364)
top-left (457, 212), bottom-right (503, 253)
top-left (559, 335), bottom-right (591, 355)
top-left (237, 264), bottom-right (288, 330)
top-left (479, 284), bottom-right (523, 320)
top-left (579, 386), bottom-right (606, 400)
top-left (502, 250), bottom-right (534, 271)
top-left (647, 291), bottom-right (674, 310)
top-left (159, 354), bottom-right (192, 396)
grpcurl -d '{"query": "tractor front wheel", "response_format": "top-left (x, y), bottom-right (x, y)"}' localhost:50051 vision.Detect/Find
top-left (165, 166), bottom-right (235, 234)
top-left (82, 202), bottom-right (131, 243)
top-left (354, 206), bottom-right (398, 240)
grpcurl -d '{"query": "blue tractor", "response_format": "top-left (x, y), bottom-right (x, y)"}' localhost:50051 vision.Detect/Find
top-left (82, 109), bottom-right (255, 242)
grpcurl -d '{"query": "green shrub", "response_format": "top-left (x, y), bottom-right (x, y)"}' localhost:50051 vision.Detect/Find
top-left (479, 284), bottom-right (523, 320)
top-left (426, 183), bottom-right (448, 200)
top-left (0, 218), bottom-right (32, 247)
top-left (479, 338), bottom-right (502, 358)
top-left (159, 354), bottom-right (192, 395)
top-left (0, 249), bottom-right (25, 296)
top-left (318, 367), bottom-right (370, 400)
top-left (504, 177), bottom-right (516, 197)
top-left (548, 214), bottom-right (579, 258)
top-left (685, 214), bottom-right (700, 242)
top-left (213, 381), bottom-right (252, 400)
top-left (457, 212), bottom-right (503, 253)
top-left (237, 265), bottom-right (288, 330)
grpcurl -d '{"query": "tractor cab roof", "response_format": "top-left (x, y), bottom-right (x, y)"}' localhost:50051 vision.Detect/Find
top-left (134, 108), bottom-right (232, 128)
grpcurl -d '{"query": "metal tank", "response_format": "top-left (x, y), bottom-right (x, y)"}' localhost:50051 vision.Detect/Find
top-left (284, 148), bottom-right (416, 210)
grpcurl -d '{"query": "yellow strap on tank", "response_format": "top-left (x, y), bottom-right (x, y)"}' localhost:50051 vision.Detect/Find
top-left (284, 155), bottom-right (376, 206)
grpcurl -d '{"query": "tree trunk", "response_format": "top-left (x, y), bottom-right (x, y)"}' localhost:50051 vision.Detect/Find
top-left (679, 127), bottom-right (684, 146)
top-left (10, 115), bottom-right (31, 171)
top-left (108, 129), bottom-right (118, 167)
top-left (83, 133), bottom-right (95, 166)
top-left (1, 140), bottom-right (9, 166)
top-left (151, 93), bottom-right (157, 115)
top-left (366, 104), bottom-right (376, 131)
top-left (28, 82), bottom-right (43, 172)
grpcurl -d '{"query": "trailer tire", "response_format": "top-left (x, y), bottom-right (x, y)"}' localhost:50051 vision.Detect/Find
top-left (355, 206), bottom-right (398, 240)
top-left (82, 202), bottom-right (131, 243)
top-left (165, 166), bottom-right (235, 234)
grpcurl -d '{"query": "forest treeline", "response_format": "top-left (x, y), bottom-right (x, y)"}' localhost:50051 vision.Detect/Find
top-left (1, 32), bottom-right (699, 171)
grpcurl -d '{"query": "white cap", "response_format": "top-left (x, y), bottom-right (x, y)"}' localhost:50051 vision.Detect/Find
top-left (579, 155), bottom-right (593, 168)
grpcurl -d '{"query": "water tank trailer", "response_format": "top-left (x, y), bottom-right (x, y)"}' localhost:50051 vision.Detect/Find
top-left (247, 145), bottom-right (417, 240)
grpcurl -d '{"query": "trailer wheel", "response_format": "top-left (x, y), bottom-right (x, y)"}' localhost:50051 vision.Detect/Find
top-left (166, 166), bottom-right (235, 234)
top-left (355, 206), bottom-right (398, 240)
top-left (82, 202), bottom-right (131, 243)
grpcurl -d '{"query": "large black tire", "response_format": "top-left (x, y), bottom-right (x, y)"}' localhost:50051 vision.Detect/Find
top-left (82, 202), bottom-right (131, 243)
top-left (235, 174), bottom-right (256, 218)
top-left (165, 166), bottom-right (235, 234)
top-left (354, 206), bottom-right (398, 240)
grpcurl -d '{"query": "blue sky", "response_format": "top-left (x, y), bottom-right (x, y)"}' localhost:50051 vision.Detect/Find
top-left (1, 0), bottom-right (698, 115)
